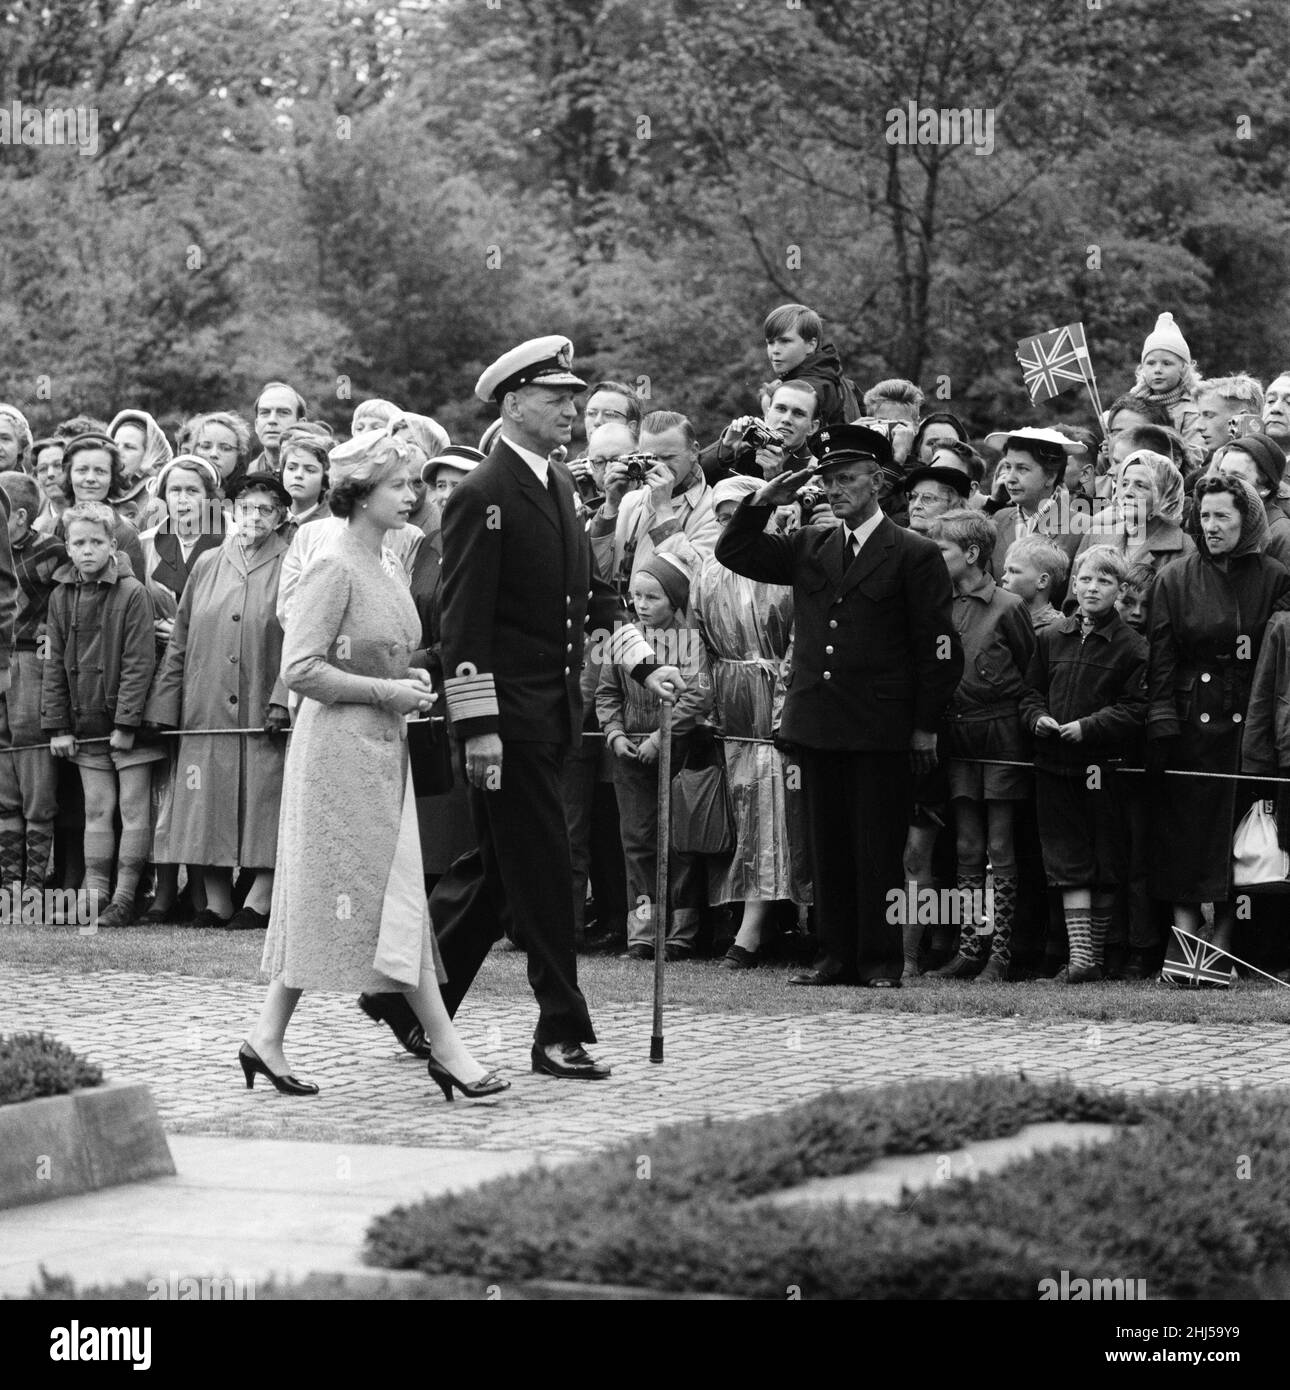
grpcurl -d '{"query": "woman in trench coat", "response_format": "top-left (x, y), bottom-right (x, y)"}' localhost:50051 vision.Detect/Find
top-left (146, 473), bottom-right (292, 930)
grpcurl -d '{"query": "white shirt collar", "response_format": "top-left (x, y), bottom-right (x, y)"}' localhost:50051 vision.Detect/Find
top-left (501, 432), bottom-right (550, 485)
top-left (845, 507), bottom-right (885, 553)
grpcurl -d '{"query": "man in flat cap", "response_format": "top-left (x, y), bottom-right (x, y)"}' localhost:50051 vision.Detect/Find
top-left (420, 335), bottom-right (684, 1079)
top-left (716, 424), bottom-right (962, 987)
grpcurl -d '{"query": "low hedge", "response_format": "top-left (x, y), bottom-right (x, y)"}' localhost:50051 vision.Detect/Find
top-left (365, 1075), bottom-right (1290, 1299)
top-left (0, 1032), bottom-right (102, 1107)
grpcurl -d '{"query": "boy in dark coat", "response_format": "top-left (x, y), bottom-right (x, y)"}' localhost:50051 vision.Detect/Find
top-left (1021, 545), bottom-right (1149, 982)
top-left (42, 501), bottom-right (160, 929)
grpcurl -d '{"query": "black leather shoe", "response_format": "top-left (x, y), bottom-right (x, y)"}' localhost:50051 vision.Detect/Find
top-left (864, 977), bottom-right (901, 989)
top-left (358, 992), bottom-right (435, 1059)
top-left (788, 960), bottom-right (849, 987)
top-left (531, 1041), bottom-right (611, 1080)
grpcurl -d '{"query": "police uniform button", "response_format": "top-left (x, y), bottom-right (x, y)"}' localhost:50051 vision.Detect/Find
top-left (1233, 712), bottom-right (1242, 723)
top-left (825, 645), bottom-right (834, 655)
top-left (823, 671), bottom-right (832, 680)
top-left (587, 590), bottom-right (593, 601)
top-left (566, 643), bottom-right (573, 653)
top-left (829, 620), bottom-right (838, 629)
top-left (1201, 672), bottom-right (1211, 683)
top-left (566, 619), bottom-right (573, 630)
top-left (1199, 713), bottom-right (1209, 723)
top-left (564, 666), bottom-right (571, 676)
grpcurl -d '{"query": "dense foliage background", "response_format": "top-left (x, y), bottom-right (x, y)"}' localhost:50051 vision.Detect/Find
top-left (2, 0), bottom-right (1288, 446)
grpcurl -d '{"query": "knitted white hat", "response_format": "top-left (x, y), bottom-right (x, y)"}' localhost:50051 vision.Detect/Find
top-left (1142, 312), bottom-right (1190, 363)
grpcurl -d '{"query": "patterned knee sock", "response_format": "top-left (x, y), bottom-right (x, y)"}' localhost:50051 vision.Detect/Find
top-left (23, 822), bottom-right (54, 893)
top-left (1090, 901), bottom-right (1112, 967)
top-left (957, 872), bottom-right (990, 960)
top-left (82, 829), bottom-right (116, 915)
top-left (988, 875), bottom-right (1018, 965)
top-left (112, 830), bottom-right (151, 907)
top-left (0, 819), bottom-right (26, 892)
top-left (1065, 906), bottom-right (1094, 970)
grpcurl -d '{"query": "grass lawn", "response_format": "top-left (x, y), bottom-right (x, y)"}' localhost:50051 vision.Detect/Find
top-left (3, 922), bottom-right (1290, 1025)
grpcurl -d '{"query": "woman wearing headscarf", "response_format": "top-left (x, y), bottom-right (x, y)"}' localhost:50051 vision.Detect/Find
top-left (1147, 474), bottom-right (1290, 957)
top-left (109, 409), bottom-right (172, 531)
top-left (244, 430), bottom-right (506, 1100)
top-left (137, 454), bottom-right (225, 923)
top-left (1074, 449), bottom-right (1195, 577)
top-left (692, 474), bottom-right (811, 967)
top-left (1212, 433), bottom-right (1290, 571)
top-left (145, 473), bottom-right (292, 931)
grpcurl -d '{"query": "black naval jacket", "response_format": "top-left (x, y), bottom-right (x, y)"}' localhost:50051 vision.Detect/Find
top-left (715, 500), bottom-right (963, 751)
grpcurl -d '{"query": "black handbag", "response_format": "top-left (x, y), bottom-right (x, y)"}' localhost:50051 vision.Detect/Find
top-left (670, 733), bottom-right (734, 855)
top-left (407, 715), bottom-right (455, 797)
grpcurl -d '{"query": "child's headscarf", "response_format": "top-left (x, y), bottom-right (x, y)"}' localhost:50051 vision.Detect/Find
top-left (711, 475), bottom-right (763, 511)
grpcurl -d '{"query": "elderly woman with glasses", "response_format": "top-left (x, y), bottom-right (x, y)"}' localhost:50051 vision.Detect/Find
top-left (145, 473), bottom-right (292, 931)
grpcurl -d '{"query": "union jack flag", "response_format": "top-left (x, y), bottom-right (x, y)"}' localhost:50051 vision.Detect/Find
top-left (1161, 927), bottom-right (1237, 989)
top-left (1015, 322), bottom-right (1094, 405)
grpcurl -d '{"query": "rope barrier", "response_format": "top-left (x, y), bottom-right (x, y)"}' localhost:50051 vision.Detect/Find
top-left (7, 722), bottom-right (1284, 785)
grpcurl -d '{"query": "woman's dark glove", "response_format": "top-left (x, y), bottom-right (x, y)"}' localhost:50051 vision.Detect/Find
top-left (264, 704), bottom-right (291, 739)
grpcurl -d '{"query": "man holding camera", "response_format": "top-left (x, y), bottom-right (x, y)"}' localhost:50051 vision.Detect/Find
top-left (590, 409), bottom-right (719, 593)
top-left (711, 380), bottom-right (821, 476)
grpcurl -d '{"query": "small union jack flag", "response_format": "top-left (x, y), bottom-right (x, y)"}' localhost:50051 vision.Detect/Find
top-left (1015, 323), bottom-right (1094, 405)
top-left (1161, 927), bottom-right (1237, 989)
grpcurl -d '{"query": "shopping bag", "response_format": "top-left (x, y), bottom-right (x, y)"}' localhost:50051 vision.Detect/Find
top-left (670, 739), bottom-right (733, 855)
top-left (1232, 800), bottom-right (1289, 887)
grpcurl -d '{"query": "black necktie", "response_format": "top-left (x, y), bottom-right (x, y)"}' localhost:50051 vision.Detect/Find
top-left (843, 533), bottom-right (860, 571)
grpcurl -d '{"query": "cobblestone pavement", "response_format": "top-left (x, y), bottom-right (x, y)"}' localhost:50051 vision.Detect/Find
top-left (4, 964), bottom-right (1290, 1159)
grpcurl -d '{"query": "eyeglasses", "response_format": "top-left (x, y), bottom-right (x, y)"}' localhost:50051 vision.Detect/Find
top-left (233, 502), bottom-right (280, 518)
top-left (198, 441), bottom-right (239, 456)
top-left (909, 491), bottom-right (948, 505)
top-left (584, 407), bottom-right (628, 422)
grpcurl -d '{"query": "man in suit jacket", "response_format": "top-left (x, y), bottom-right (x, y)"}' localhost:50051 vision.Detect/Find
top-left (414, 336), bottom-right (684, 1080)
top-left (716, 424), bottom-right (963, 986)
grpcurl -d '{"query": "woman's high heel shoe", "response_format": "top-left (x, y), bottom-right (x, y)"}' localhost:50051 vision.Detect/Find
top-left (238, 1042), bottom-right (319, 1096)
top-left (426, 1053), bottom-right (510, 1102)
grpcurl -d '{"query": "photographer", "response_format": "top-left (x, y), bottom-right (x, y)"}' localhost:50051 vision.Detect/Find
top-left (703, 382), bottom-right (834, 527)
top-left (705, 381), bottom-right (819, 480)
top-left (590, 409), bottom-right (718, 594)
top-left (569, 420), bottom-right (637, 519)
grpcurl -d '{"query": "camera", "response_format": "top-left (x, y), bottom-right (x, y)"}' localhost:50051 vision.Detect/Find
top-left (741, 419), bottom-right (784, 451)
top-left (617, 452), bottom-right (657, 485)
top-left (797, 482), bottom-right (827, 514)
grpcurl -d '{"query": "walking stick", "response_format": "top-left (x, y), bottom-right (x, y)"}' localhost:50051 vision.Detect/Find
top-left (651, 697), bottom-right (674, 1064)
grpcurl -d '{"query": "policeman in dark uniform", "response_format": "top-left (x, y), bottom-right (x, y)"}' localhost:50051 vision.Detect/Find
top-left (715, 424), bottom-right (963, 986)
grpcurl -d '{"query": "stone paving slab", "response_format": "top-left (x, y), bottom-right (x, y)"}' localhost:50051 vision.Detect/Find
top-left (4, 965), bottom-right (1290, 1156)
top-left (764, 1121), bottom-right (1120, 1209)
top-left (0, 1135), bottom-right (548, 1296)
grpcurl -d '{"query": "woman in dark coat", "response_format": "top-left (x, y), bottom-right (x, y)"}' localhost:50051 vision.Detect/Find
top-left (1147, 474), bottom-right (1290, 952)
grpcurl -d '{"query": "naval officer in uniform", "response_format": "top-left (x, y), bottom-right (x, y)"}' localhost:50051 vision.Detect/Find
top-left (424, 335), bottom-right (683, 1078)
